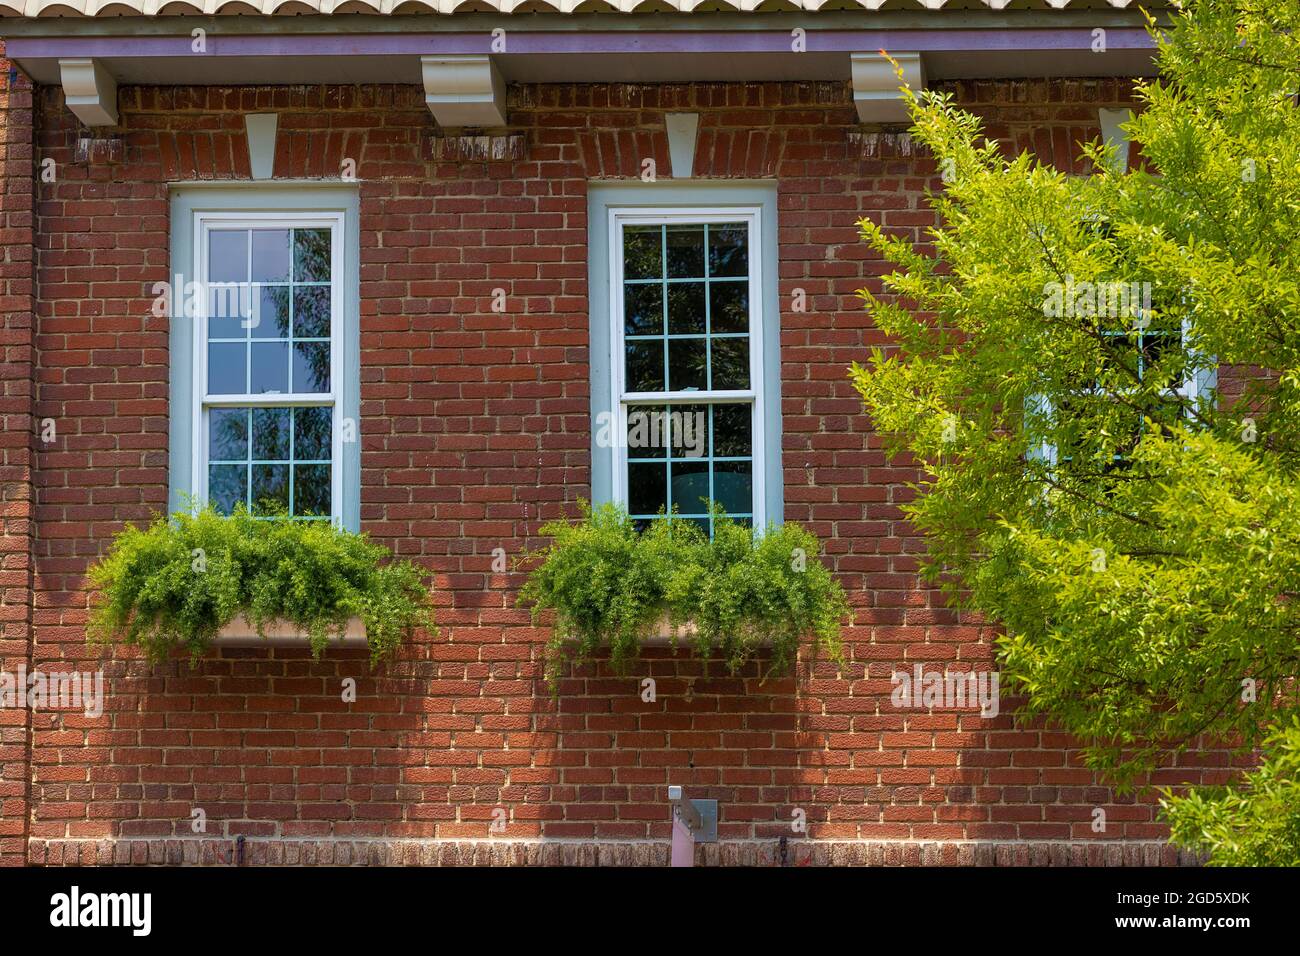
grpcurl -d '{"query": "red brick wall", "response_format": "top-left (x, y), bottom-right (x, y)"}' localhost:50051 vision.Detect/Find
top-left (0, 48), bottom-right (36, 868)
top-left (14, 76), bottom-right (1224, 865)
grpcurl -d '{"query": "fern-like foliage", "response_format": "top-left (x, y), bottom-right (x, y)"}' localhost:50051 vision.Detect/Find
top-left (87, 505), bottom-right (435, 665)
top-left (518, 502), bottom-right (848, 688)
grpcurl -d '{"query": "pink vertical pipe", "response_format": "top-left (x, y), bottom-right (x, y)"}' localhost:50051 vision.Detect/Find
top-left (671, 814), bottom-right (695, 866)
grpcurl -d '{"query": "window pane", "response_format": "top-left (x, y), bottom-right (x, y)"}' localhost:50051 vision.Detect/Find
top-left (667, 338), bottom-right (706, 391)
top-left (667, 282), bottom-right (706, 335)
top-left (252, 285), bottom-right (290, 340)
top-left (252, 464), bottom-right (290, 515)
top-left (250, 341), bottom-right (289, 394)
top-left (252, 407), bottom-right (290, 460)
top-left (251, 230), bottom-right (290, 283)
top-left (707, 224), bottom-right (748, 277)
top-left (669, 404), bottom-right (708, 460)
top-left (293, 464), bottom-right (331, 517)
top-left (710, 337), bottom-right (750, 390)
top-left (207, 342), bottom-right (245, 394)
top-left (209, 408), bottom-right (248, 461)
top-left (623, 225), bottom-right (662, 280)
top-left (627, 406), bottom-right (668, 459)
top-left (709, 281), bottom-right (748, 334)
top-left (209, 464), bottom-right (246, 514)
top-left (713, 404), bottom-right (752, 457)
top-left (624, 283), bottom-right (663, 336)
top-left (628, 462), bottom-right (667, 516)
top-left (294, 342), bottom-right (331, 394)
top-left (713, 460), bottom-right (753, 516)
top-left (206, 291), bottom-right (245, 341)
top-left (626, 341), bottom-right (665, 392)
top-left (666, 225), bottom-right (705, 279)
top-left (294, 406), bottom-right (332, 460)
top-left (294, 286), bottom-right (331, 339)
top-left (670, 460), bottom-right (710, 516)
top-left (208, 281), bottom-right (254, 334)
top-left (294, 229), bottom-right (331, 282)
top-left (209, 230), bottom-right (247, 283)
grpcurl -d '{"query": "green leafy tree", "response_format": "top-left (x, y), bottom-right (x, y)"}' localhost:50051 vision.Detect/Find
top-left (850, 0), bottom-right (1300, 864)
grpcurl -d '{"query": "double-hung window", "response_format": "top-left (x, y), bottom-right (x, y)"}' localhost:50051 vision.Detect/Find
top-left (170, 188), bottom-right (360, 529)
top-left (591, 185), bottom-right (781, 536)
top-left (197, 215), bottom-right (340, 521)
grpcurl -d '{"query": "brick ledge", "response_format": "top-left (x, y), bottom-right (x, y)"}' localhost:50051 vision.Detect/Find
top-left (28, 838), bottom-right (1199, 867)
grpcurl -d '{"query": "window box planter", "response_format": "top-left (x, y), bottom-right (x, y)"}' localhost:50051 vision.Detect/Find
top-left (519, 503), bottom-right (847, 687)
top-left (638, 615), bottom-right (778, 651)
top-left (211, 615), bottom-right (367, 649)
top-left (644, 612), bottom-right (696, 647)
top-left (87, 506), bottom-right (435, 665)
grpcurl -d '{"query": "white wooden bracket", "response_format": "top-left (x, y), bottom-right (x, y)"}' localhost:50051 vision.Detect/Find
top-left (421, 55), bottom-right (507, 128)
top-left (665, 113), bottom-right (700, 179)
top-left (244, 113), bottom-right (278, 180)
top-left (1098, 108), bottom-right (1133, 172)
top-left (58, 58), bottom-right (119, 127)
top-left (851, 52), bottom-right (925, 125)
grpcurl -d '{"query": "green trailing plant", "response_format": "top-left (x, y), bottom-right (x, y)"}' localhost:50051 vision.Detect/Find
top-left (518, 501), bottom-right (848, 686)
top-left (87, 504), bottom-right (435, 664)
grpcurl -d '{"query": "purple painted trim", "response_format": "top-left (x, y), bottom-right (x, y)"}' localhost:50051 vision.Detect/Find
top-left (7, 28), bottom-right (1154, 60)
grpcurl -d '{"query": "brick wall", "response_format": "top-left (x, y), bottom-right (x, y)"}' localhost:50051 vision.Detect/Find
top-left (0, 47), bottom-right (36, 868)
top-left (12, 75), bottom-right (1228, 864)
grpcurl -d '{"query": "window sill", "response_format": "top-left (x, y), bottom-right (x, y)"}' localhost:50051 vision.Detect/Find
top-left (210, 615), bottom-right (366, 649)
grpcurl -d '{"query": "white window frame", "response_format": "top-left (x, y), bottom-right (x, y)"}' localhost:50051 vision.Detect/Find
top-left (190, 211), bottom-right (345, 525)
top-left (606, 204), bottom-right (768, 527)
